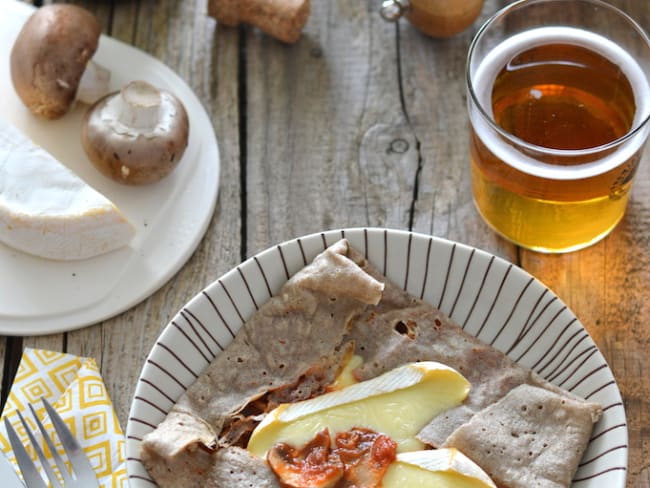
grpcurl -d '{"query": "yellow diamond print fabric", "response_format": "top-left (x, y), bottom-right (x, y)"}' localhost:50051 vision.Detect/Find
top-left (0, 348), bottom-right (127, 487)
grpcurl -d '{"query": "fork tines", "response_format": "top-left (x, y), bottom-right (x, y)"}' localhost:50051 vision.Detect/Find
top-left (4, 397), bottom-right (98, 488)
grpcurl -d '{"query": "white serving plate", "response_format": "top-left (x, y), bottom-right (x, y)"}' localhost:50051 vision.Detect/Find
top-left (0, 1), bottom-right (219, 334)
top-left (126, 228), bottom-right (627, 488)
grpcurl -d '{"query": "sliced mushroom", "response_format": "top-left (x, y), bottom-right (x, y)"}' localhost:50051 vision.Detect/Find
top-left (266, 430), bottom-right (344, 488)
top-left (81, 80), bottom-right (190, 185)
top-left (10, 4), bottom-right (110, 119)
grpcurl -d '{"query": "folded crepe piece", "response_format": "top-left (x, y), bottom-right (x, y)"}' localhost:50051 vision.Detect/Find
top-left (441, 384), bottom-right (602, 488)
top-left (140, 240), bottom-right (384, 487)
top-left (0, 348), bottom-right (127, 487)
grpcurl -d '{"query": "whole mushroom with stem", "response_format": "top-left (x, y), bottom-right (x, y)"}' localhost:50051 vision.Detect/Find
top-left (81, 80), bottom-right (190, 185)
top-left (10, 4), bottom-right (111, 119)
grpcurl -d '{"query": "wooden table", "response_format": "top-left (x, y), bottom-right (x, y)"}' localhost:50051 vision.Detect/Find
top-left (2, 0), bottom-right (648, 486)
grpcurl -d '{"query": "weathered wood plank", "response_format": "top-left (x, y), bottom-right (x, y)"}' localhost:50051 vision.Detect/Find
top-left (245, 1), bottom-right (414, 256)
top-left (4, 2), bottom-right (649, 487)
top-left (0, 338), bottom-right (11, 407)
top-left (400, 0), bottom-right (516, 262)
top-left (20, 334), bottom-right (64, 352)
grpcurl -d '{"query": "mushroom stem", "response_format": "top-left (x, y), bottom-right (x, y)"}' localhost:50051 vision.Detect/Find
top-left (76, 60), bottom-right (111, 105)
top-left (116, 81), bottom-right (162, 131)
top-left (81, 81), bottom-right (190, 185)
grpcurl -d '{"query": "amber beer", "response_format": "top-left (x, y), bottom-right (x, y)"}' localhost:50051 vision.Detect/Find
top-left (469, 26), bottom-right (650, 252)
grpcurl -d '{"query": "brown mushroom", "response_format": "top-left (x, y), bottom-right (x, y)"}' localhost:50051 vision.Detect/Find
top-left (10, 4), bottom-right (110, 119)
top-left (81, 80), bottom-right (190, 185)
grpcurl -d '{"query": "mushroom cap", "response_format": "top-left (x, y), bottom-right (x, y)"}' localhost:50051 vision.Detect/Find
top-left (10, 4), bottom-right (101, 119)
top-left (81, 83), bottom-right (190, 185)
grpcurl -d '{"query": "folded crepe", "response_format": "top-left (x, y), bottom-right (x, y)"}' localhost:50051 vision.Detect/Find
top-left (442, 384), bottom-right (602, 488)
top-left (141, 239), bottom-right (601, 488)
top-left (141, 240), bottom-right (384, 486)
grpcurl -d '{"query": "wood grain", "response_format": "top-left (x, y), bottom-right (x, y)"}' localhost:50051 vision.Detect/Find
top-left (245, 0), bottom-right (416, 256)
top-left (3, 1), bottom-right (649, 486)
top-left (400, 1), bottom-right (516, 262)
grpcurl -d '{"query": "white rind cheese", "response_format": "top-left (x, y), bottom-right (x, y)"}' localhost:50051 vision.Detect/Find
top-left (0, 117), bottom-right (135, 260)
top-left (383, 449), bottom-right (497, 487)
top-left (247, 361), bottom-right (470, 457)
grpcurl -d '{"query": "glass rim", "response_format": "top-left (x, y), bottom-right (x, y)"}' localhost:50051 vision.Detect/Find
top-left (466, 0), bottom-right (650, 160)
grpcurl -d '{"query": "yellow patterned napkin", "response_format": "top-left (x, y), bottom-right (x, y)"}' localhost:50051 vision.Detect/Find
top-left (0, 348), bottom-right (127, 487)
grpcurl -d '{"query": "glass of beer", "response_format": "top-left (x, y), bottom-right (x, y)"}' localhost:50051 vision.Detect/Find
top-left (467, 0), bottom-right (650, 252)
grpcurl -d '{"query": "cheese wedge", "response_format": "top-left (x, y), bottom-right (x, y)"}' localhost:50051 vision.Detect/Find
top-left (247, 361), bottom-right (470, 457)
top-left (382, 449), bottom-right (497, 488)
top-left (0, 117), bottom-right (135, 260)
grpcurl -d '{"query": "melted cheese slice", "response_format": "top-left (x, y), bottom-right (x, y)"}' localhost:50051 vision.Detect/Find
top-left (247, 361), bottom-right (470, 457)
top-left (0, 118), bottom-right (135, 260)
top-left (383, 449), bottom-right (497, 487)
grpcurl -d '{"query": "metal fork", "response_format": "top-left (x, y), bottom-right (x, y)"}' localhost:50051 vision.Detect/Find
top-left (4, 397), bottom-right (99, 488)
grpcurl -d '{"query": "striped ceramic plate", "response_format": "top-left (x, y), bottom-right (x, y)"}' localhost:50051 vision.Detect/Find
top-left (126, 228), bottom-right (627, 487)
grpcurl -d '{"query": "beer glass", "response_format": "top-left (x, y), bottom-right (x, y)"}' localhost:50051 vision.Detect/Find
top-left (467, 0), bottom-right (650, 252)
